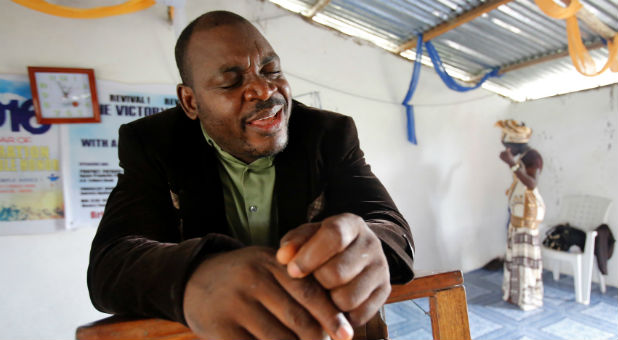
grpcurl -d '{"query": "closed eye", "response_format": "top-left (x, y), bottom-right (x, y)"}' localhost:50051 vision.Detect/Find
top-left (221, 81), bottom-right (241, 89)
top-left (264, 70), bottom-right (282, 79)
top-left (220, 76), bottom-right (242, 89)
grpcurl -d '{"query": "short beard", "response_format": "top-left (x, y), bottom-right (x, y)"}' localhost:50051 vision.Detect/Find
top-left (244, 130), bottom-right (289, 160)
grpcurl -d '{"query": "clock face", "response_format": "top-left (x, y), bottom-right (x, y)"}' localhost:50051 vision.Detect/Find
top-left (34, 72), bottom-right (94, 119)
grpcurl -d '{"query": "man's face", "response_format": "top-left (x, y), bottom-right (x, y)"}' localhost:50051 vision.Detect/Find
top-left (181, 23), bottom-right (292, 163)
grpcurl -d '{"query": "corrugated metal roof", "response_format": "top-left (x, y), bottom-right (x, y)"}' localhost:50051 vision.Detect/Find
top-left (268, 0), bottom-right (618, 101)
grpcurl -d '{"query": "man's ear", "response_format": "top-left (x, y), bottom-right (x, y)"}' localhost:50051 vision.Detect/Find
top-left (177, 84), bottom-right (199, 120)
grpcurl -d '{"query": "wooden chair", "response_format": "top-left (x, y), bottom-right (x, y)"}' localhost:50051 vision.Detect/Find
top-left (76, 270), bottom-right (471, 340)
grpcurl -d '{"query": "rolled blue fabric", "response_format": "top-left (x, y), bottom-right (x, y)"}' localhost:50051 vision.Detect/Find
top-left (402, 34), bottom-right (500, 144)
top-left (405, 106), bottom-right (417, 144)
top-left (401, 33), bottom-right (424, 145)
top-left (425, 40), bottom-right (500, 92)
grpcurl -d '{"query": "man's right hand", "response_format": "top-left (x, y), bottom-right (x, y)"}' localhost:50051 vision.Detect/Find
top-left (183, 246), bottom-right (354, 340)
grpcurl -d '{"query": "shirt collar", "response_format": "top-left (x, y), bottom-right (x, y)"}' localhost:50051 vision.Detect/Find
top-left (200, 122), bottom-right (274, 170)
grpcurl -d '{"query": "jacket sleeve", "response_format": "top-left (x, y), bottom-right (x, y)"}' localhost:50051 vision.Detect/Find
top-left (87, 122), bottom-right (243, 325)
top-left (321, 116), bottom-right (415, 284)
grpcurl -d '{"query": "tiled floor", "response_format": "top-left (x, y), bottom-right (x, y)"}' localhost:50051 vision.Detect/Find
top-left (385, 268), bottom-right (618, 340)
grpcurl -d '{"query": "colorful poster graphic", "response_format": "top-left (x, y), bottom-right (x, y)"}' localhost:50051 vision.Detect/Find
top-left (0, 74), bottom-right (64, 234)
top-left (62, 80), bottom-right (176, 229)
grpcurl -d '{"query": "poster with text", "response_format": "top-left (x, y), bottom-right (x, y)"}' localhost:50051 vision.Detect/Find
top-left (0, 74), bottom-right (64, 234)
top-left (62, 80), bottom-right (176, 229)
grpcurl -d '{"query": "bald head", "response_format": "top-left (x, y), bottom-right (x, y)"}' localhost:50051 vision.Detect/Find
top-left (175, 11), bottom-right (257, 86)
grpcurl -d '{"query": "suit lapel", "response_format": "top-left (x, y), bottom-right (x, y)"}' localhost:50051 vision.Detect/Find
top-left (170, 114), bottom-right (229, 239)
top-left (274, 107), bottom-right (314, 238)
top-left (274, 149), bottom-right (310, 238)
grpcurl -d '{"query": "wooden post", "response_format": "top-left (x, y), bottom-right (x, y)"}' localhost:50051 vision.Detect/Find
top-left (429, 286), bottom-right (471, 340)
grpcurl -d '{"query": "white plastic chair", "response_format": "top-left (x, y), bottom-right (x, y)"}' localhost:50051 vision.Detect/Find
top-left (541, 194), bottom-right (612, 304)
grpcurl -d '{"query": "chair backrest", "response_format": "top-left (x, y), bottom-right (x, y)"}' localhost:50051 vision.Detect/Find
top-left (77, 271), bottom-right (472, 340)
top-left (558, 195), bottom-right (612, 231)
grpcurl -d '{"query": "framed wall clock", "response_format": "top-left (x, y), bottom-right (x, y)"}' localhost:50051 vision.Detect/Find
top-left (27, 66), bottom-right (101, 124)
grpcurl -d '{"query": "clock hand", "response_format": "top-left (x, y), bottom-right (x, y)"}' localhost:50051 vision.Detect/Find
top-left (55, 79), bottom-right (72, 98)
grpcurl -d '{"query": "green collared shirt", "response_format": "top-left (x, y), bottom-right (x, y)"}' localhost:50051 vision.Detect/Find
top-left (201, 124), bottom-right (277, 246)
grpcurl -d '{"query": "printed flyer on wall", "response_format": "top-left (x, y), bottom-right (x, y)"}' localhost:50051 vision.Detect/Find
top-left (62, 80), bottom-right (176, 229)
top-left (0, 74), bottom-right (64, 235)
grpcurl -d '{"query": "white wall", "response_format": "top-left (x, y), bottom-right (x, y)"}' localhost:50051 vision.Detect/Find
top-left (0, 0), bottom-right (616, 339)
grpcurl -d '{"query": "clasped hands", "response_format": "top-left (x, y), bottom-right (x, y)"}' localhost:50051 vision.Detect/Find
top-left (499, 147), bottom-right (515, 167)
top-left (183, 213), bottom-right (391, 340)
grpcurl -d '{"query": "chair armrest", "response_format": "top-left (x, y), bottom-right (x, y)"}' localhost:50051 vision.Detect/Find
top-left (387, 270), bottom-right (471, 340)
top-left (77, 271), bottom-right (471, 340)
top-left (387, 270), bottom-right (464, 303)
top-left (76, 316), bottom-right (197, 340)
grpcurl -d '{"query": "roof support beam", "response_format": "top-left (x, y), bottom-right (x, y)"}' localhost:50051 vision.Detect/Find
top-left (466, 41), bottom-right (605, 82)
top-left (302, 0), bottom-right (330, 19)
top-left (498, 41), bottom-right (606, 74)
top-left (395, 0), bottom-right (515, 54)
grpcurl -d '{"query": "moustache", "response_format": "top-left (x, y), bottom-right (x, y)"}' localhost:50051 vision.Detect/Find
top-left (253, 96), bottom-right (286, 114)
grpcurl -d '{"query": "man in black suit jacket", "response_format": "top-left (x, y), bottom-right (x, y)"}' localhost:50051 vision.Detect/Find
top-left (88, 10), bottom-right (414, 340)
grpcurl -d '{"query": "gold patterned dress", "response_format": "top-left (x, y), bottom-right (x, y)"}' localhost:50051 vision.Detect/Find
top-left (502, 166), bottom-right (545, 310)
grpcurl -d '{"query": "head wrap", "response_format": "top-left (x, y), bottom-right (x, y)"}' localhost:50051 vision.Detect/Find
top-left (495, 119), bottom-right (532, 143)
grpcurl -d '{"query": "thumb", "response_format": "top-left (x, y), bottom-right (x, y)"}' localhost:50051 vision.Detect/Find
top-left (276, 222), bottom-right (321, 265)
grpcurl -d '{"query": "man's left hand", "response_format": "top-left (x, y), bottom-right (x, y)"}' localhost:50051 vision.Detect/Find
top-left (276, 213), bottom-right (391, 327)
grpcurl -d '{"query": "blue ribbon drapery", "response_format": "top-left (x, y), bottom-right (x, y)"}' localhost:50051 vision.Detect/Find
top-left (425, 40), bottom-right (500, 92)
top-left (402, 34), bottom-right (501, 144)
top-left (401, 34), bottom-right (424, 145)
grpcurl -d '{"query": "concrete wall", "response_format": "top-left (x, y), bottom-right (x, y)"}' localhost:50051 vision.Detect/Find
top-left (0, 0), bottom-right (615, 338)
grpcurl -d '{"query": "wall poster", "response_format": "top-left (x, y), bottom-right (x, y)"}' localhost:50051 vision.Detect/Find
top-left (0, 74), bottom-right (177, 233)
top-left (0, 74), bottom-right (63, 234)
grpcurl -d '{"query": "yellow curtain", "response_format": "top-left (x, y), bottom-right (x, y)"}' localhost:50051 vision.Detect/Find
top-left (534, 0), bottom-right (581, 19)
top-left (12, 0), bottom-right (156, 19)
top-left (534, 0), bottom-right (618, 76)
top-left (566, 17), bottom-right (618, 75)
